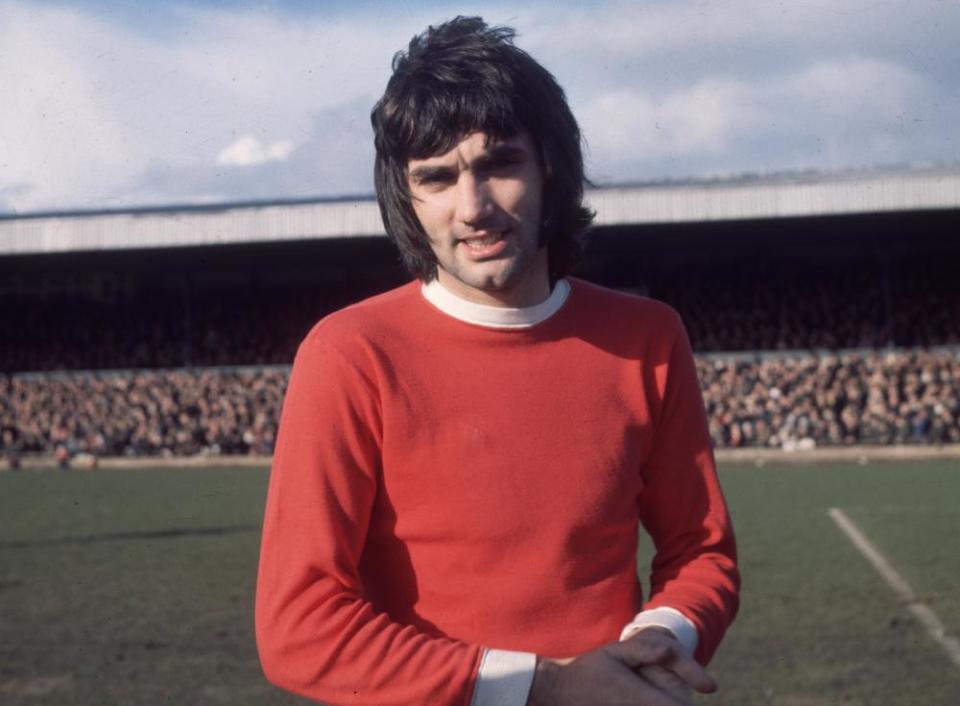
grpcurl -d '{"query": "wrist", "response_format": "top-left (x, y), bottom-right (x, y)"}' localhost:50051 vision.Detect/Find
top-left (526, 657), bottom-right (565, 706)
top-left (620, 607), bottom-right (698, 655)
top-left (631, 625), bottom-right (675, 639)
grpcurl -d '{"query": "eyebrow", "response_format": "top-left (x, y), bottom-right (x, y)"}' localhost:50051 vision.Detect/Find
top-left (408, 164), bottom-right (455, 184)
top-left (474, 144), bottom-right (529, 169)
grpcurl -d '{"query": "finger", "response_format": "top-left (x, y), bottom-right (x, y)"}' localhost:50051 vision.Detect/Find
top-left (607, 636), bottom-right (672, 668)
top-left (633, 664), bottom-right (693, 706)
top-left (662, 648), bottom-right (717, 694)
top-left (607, 661), bottom-right (690, 706)
top-left (638, 665), bottom-right (695, 706)
top-left (613, 634), bottom-right (717, 694)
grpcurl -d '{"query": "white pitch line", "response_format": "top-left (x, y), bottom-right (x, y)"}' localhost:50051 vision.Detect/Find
top-left (828, 507), bottom-right (960, 672)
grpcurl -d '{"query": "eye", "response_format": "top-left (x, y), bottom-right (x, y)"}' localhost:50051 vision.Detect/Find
top-left (493, 158), bottom-right (520, 172)
top-left (411, 168), bottom-right (456, 190)
top-left (421, 173), bottom-right (453, 185)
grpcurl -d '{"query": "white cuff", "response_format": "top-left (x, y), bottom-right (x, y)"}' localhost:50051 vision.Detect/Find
top-left (619, 606), bottom-right (698, 656)
top-left (469, 648), bottom-right (537, 706)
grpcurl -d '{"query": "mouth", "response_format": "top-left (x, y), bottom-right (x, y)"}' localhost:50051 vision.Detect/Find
top-left (459, 230), bottom-right (509, 260)
top-left (461, 231), bottom-right (505, 250)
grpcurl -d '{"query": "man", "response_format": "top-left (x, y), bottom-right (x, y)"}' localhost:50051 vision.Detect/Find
top-left (256, 16), bottom-right (739, 706)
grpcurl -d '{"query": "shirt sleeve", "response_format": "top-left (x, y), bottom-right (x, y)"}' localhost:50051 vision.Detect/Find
top-left (619, 607), bottom-right (699, 655)
top-left (636, 311), bottom-right (740, 665)
top-left (255, 326), bottom-right (483, 706)
top-left (470, 649), bottom-right (537, 706)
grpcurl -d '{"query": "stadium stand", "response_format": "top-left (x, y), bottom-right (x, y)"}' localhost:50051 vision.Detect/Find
top-left (2, 368), bottom-right (285, 459)
top-left (2, 349), bottom-right (958, 462)
top-left (2, 245), bottom-right (958, 372)
top-left (699, 350), bottom-right (960, 449)
top-left (2, 168), bottom-right (959, 461)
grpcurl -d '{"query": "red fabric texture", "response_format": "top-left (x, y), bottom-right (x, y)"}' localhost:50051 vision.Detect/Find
top-left (255, 278), bottom-right (739, 705)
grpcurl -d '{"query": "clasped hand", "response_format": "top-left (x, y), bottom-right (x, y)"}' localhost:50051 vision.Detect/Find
top-left (527, 628), bottom-right (716, 706)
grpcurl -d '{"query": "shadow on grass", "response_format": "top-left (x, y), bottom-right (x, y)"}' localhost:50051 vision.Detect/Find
top-left (0, 524), bottom-right (261, 549)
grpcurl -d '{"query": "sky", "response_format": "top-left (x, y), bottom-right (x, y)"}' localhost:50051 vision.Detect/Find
top-left (1, 0), bottom-right (958, 215)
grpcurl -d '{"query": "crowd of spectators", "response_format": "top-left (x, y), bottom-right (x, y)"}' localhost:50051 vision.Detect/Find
top-left (0, 282), bottom-right (363, 373)
top-left (662, 267), bottom-right (894, 351)
top-left (3, 350), bottom-right (957, 463)
top-left (3, 253), bottom-right (958, 461)
top-left (2, 369), bottom-right (285, 462)
top-left (2, 259), bottom-right (959, 373)
top-left (699, 350), bottom-right (960, 449)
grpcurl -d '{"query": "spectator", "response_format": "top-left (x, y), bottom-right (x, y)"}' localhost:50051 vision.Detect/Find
top-left (697, 350), bottom-right (960, 449)
top-left (2, 350), bottom-right (958, 459)
top-left (3, 259), bottom-right (958, 373)
top-left (0, 369), bottom-right (286, 458)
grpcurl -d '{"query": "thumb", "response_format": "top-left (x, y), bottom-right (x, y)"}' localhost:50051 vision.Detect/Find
top-left (606, 637), bottom-right (672, 669)
top-left (611, 636), bottom-right (718, 694)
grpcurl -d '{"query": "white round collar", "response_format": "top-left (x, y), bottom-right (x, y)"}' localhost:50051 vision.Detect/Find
top-left (420, 278), bottom-right (570, 329)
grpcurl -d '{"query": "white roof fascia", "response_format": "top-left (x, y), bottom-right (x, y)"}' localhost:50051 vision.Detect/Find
top-left (1, 169), bottom-right (958, 255)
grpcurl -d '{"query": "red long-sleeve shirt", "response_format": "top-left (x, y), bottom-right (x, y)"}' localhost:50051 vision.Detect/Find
top-left (256, 278), bottom-right (739, 705)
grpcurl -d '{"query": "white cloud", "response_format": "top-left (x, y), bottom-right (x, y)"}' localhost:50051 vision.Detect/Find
top-left (0, 3), bottom-right (136, 212)
top-left (581, 79), bottom-right (755, 166)
top-left (525, 0), bottom-right (960, 68)
top-left (0, 1), bottom-right (441, 212)
top-left (781, 57), bottom-right (919, 119)
top-left (579, 50), bottom-right (947, 182)
top-left (217, 136), bottom-right (295, 166)
top-left (748, 57), bottom-right (937, 171)
top-left (0, 0), bottom-right (957, 213)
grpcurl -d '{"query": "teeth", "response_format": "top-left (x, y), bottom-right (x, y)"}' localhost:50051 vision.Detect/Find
top-left (463, 233), bottom-right (501, 249)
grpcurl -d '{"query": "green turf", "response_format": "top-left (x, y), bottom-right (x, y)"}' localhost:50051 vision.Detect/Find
top-left (694, 460), bottom-right (960, 705)
top-left (0, 467), bottom-right (310, 706)
top-left (1, 460), bottom-right (958, 705)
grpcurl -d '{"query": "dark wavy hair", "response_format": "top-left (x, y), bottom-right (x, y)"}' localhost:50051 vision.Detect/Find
top-left (371, 16), bottom-right (594, 281)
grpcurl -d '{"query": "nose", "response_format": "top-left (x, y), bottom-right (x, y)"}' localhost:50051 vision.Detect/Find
top-left (454, 172), bottom-right (492, 226)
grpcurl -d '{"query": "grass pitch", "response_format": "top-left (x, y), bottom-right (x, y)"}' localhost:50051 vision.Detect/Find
top-left (698, 460), bottom-right (960, 705)
top-left (0, 466), bottom-right (309, 706)
top-left (2, 460), bottom-right (959, 705)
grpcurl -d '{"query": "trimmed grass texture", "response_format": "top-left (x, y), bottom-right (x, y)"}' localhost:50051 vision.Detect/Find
top-left (698, 460), bottom-right (960, 705)
top-left (2, 460), bottom-right (959, 705)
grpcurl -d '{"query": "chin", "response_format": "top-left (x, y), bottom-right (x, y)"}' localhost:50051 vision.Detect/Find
top-left (467, 265), bottom-right (521, 293)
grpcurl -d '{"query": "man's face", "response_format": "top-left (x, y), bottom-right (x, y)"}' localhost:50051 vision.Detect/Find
top-left (407, 131), bottom-right (549, 307)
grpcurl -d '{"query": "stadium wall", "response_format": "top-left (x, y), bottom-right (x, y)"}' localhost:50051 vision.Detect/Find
top-left (6, 446), bottom-right (960, 472)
